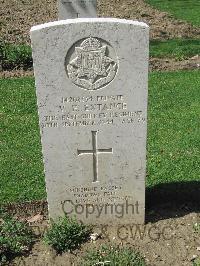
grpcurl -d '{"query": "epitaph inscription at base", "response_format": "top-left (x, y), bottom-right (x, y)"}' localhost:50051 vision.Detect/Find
top-left (31, 18), bottom-right (149, 225)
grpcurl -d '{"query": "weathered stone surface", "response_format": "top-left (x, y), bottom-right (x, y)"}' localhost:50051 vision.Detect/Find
top-left (58, 0), bottom-right (97, 20)
top-left (31, 18), bottom-right (149, 225)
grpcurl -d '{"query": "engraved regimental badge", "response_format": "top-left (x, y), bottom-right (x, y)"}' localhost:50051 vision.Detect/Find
top-left (65, 37), bottom-right (118, 91)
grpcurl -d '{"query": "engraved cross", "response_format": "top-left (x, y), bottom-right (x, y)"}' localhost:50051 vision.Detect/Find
top-left (77, 131), bottom-right (113, 183)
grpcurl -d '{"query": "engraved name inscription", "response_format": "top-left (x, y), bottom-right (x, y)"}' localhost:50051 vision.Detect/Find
top-left (41, 94), bottom-right (145, 129)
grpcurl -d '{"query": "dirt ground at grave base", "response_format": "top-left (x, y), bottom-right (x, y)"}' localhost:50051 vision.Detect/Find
top-left (2, 201), bottom-right (200, 266)
top-left (0, 56), bottom-right (199, 78)
top-left (1, 0), bottom-right (200, 45)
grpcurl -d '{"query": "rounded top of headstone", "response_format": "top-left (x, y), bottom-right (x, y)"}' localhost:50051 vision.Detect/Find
top-left (30, 18), bottom-right (149, 33)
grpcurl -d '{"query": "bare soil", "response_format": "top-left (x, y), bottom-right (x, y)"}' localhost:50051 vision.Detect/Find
top-left (12, 213), bottom-right (200, 266)
top-left (3, 200), bottom-right (199, 266)
top-left (0, 69), bottom-right (34, 79)
top-left (0, 56), bottom-right (199, 78)
top-left (149, 55), bottom-right (200, 72)
top-left (0, 0), bottom-right (200, 45)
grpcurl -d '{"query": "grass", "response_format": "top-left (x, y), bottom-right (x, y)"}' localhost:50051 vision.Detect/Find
top-left (0, 78), bottom-right (46, 203)
top-left (44, 216), bottom-right (92, 253)
top-left (147, 70), bottom-right (200, 187)
top-left (193, 259), bottom-right (200, 266)
top-left (146, 0), bottom-right (200, 26)
top-left (0, 70), bottom-right (200, 203)
top-left (81, 245), bottom-right (145, 266)
top-left (1, 39), bottom-right (199, 71)
top-left (194, 223), bottom-right (200, 233)
top-left (0, 42), bottom-right (32, 70)
top-left (150, 39), bottom-right (200, 60)
top-left (0, 215), bottom-right (34, 263)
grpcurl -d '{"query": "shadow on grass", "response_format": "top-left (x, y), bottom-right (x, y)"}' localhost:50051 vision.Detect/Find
top-left (146, 181), bottom-right (200, 223)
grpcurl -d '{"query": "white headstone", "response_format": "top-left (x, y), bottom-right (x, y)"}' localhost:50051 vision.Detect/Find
top-left (58, 0), bottom-right (97, 20)
top-left (31, 18), bottom-right (149, 225)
